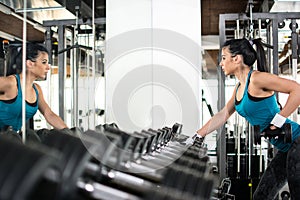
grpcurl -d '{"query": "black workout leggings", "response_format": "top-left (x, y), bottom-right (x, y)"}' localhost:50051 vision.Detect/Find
top-left (253, 136), bottom-right (300, 200)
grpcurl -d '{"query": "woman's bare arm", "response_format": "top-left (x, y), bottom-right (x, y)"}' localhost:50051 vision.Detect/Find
top-left (196, 87), bottom-right (237, 137)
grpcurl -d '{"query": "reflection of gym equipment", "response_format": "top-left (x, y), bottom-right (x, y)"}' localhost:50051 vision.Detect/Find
top-left (253, 123), bottom-right (292, 145)
top-left (279, 25), bottom-right (300, 74)
top-left (2, 39), bottom-right (9, 77)
top-left (202, 89), bottom-right (214, 117)
top-left (0, 123), bottom-right (228, 200)
top-left (43, 4), bottom-right (106, 126)
top-left (0, 125), bottom-right (42, 144)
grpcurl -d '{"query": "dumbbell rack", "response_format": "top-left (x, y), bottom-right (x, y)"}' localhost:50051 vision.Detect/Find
top-left (0, 123), bottom-right (231, 200)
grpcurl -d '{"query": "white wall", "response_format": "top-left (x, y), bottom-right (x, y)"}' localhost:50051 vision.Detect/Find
top-left (105, 0), bottom-right (202, 135)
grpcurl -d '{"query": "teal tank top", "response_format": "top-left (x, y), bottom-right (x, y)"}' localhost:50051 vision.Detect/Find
top-left (0, 74), bottom-right (39, 131)
top-left (235, 70), bottom-right (300, 152)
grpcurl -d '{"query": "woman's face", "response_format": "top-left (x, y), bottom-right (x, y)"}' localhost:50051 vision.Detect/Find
top-left (28, 51), bottom-right (50, 80)
top-left (219, 47), bottom-right (237, 76)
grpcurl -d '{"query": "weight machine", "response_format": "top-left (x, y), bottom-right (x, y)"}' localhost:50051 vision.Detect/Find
top-left (218, 11), bottom-right (300, 199)
top-left (43, 4), bottom-right (106, 130)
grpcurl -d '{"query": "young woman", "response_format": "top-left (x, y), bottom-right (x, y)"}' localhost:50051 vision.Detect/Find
top-left (0, 42), bottom-right (68, 133)
top-left (195, 38), bottom-right (300, 199)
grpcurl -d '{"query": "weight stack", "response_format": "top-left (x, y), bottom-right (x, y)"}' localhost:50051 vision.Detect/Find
top-left (227, 155), bottom-right (264, 179)
top-left (227, 154), bottom-right (264, 199)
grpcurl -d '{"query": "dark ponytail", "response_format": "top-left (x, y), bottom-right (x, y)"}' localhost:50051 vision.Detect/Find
top-left (251, 38), bottom-right (273, 73)
top-left (246, 39), bottom-right (281, 109)
top-left (6, 45), bottom-right (22, 76)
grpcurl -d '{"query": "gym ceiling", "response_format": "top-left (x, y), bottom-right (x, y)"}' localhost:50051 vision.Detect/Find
top-left (0, 0), bottom-right (267, 42)
top-left (0, 0), bottom-right (273, 77)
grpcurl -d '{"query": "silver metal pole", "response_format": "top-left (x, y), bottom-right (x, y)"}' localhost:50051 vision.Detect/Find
top-left (249, 2), bottom-right (254, 39)
top-left (71, 28), bottom-right (78, 128)
top-left (258, 19), bottom-right (261, 38)
top-left (21, 0), bottom-right (27, 144)
top-left (218, 14), bottom-right (227, 182)
top-left (3, 40), bottom-right (8, 77)
top-left (291, 19), bottom-right (298, 122)
top-left (248, 121), bottom-right (251, 178)
top-left (236, 19), bottom-right (240, 39)
top-left (248, 1), bottom-right (254, 177)
top-left (259, 143), bottom-right (262, 177)
top-left (74, 8), bottom-right (79, 127)
top-left (92, 0), bottom-right (96, 130)
top-left (58, 25), bottom-right (65, 120)
top-left (237, 117), bottom-right (241, 177)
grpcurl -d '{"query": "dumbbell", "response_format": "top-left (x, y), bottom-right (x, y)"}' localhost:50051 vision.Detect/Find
top-left (94, 126), bottom-right (210, 183)
top-left (0, 124), bottom-right (213, 200)
top-left (97, 124), bottom-right (209, 172)
top-left (101, 125), bottom-right (184, 165)
top-left (217, 178), bottom-right (232, 199)
top-left (124, 143), bottom-right (210, 185)
top-left (95, 124), bottom-right (205, 169)
top-left (43, 129), bottom-right (210, 200)
top-left (95, 127), bottom-right (175, 174)
top-left (0, 126), bottom-right (43, 144)
top-left (281, 190), bottom-right (291, 200)
top-left (253, 123), bottom-right (292, 145)
top-left (39, 129), bottom-right (147, 199)
top-left (159, 164), bottom-right (214, 199)
top-left (32, 129), bottom-right (152, 199)
top-left (0, 126), bottom-right (22, 143)
top-left (71, 127), bottom-right (211, 198)
top-left (0, 134), bottom-right (60, 200)
top-left (35, 127), bottom-right (83, 142)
